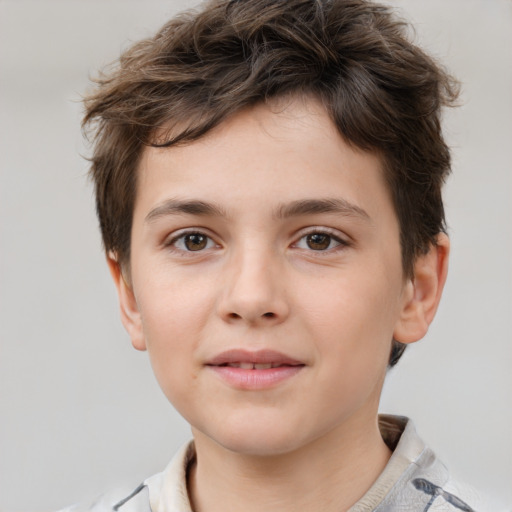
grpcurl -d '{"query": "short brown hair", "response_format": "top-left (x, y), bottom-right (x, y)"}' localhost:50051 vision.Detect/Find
top-left (83, 0), bottom-right (459, 366)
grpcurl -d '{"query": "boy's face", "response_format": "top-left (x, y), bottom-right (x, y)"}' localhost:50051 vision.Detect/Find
top-left (117, 97), bottom-right (416, 456)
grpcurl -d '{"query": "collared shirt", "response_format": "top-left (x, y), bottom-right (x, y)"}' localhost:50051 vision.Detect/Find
top-left (61, 415), bottom-right (495, 512)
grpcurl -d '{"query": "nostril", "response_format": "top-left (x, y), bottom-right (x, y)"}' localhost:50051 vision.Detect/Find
top-left (228, 312), bottom-right (242, 319)
top-left (263, 312), bottom-right (275, 318)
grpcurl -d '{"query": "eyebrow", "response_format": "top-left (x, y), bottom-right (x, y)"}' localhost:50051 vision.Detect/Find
top-left (274, 198), bottom-right (371, 222)
top-left (145, 197), bottom-right (370, 223)
top-left (145, 199), bottom-right (227, 223)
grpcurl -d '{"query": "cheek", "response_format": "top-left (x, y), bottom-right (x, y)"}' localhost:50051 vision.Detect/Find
top-left (136, 264), bottom-right (214, 337)
top-left (300, 274), bottom-right (397, 413)
top-left (134, 274), bottom-right (214, 388)
top-left (298, 265), bottom-right (402, 363)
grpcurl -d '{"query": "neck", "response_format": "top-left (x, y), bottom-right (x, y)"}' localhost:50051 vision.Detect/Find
top-left (188, 414), bottom-right (391, 512)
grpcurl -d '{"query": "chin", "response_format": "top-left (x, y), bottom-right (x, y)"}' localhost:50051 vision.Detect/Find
top-left (221, 433), bottom-right (302, 457)
top-left (202, 415), bottom-right (313, 457)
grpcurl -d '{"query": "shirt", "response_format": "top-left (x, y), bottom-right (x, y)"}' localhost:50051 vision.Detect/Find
top-left (61, 415), bottom-right (496, 512)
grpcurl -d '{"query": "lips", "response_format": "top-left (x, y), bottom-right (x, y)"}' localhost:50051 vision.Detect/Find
top-left (206, 349), bottom-right (305, 390)
top-left (223, 362), bottom-right (287, 369)
top-left (206, 349), bottom-right (304, 368)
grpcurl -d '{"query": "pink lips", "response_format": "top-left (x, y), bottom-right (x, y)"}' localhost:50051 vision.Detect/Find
top-left (206, 349), bottom-right (305, 390)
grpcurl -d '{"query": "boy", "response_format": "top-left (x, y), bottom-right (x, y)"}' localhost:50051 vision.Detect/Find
top-left (70, 0), bottom-right (492, 510)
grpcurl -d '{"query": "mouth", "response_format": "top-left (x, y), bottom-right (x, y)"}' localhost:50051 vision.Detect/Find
top-left (216, 362), bottom-right (299, 370)
top-left (206, 349), bottom-right (305, 368)
top-left (205, 349), bottom-right (305, 390)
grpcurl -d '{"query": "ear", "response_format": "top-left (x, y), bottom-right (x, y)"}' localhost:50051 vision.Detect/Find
top-left (393, 233), bottom-right (450, 344)
top-left (107, 253), bottom-right (147, 351)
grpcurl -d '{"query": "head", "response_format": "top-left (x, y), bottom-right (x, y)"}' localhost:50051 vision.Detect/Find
top-left (83, 0), bottom-right (458, 367)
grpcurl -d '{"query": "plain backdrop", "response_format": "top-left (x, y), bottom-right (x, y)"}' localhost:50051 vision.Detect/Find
top-left (0, 0), bottom-right (511, 510)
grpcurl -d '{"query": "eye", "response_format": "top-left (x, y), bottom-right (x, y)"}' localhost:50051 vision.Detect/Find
top-left (169, 232), bottom-right (216, 252)
top-left (295, 231), bottom-right (346, 251)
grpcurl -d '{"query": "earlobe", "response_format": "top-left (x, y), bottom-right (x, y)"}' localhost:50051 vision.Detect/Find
top-left (393, 234), bottom-right (450, 344)
top-left (107, 253), bottom-right (147, 351)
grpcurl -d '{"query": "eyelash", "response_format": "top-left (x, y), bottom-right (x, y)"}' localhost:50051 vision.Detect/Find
top-left (164, 228), bottom-right (350, 254)
top-left (164, 229), bottom-right (218, 254)
top-left (293, 228), bottom-right (350, 253)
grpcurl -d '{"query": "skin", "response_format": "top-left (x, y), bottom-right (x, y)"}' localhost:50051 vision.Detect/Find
top-left (109, 96), bottom-right (449, 512)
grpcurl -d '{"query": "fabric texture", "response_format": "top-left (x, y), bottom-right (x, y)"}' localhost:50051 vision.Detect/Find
top-left (59, 415), bottom-right (495, 512)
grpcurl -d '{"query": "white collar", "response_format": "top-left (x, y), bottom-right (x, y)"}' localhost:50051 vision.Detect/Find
top-left (143, 415), bottom-right (424, 512)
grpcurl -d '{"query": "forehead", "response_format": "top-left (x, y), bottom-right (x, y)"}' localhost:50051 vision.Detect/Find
top-left (135, 97), bottom-right (392, 223)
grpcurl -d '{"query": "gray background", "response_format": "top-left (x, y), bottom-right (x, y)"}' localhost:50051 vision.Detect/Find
top-left (0, 0), bottom-right (510, 510)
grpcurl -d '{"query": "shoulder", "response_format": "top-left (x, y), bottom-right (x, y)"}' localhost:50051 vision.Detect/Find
top-left (367, 415), bottom-right (505, 512)
top-left (57, 441), bottom-right (194, 512)
top-left (431, 472), bottom-right (510, 512)
top-left (57, 483), bottom-right (151, 512)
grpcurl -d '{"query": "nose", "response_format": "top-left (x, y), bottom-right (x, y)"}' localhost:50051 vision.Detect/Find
top-left (216, 245), bottom-right (290, 326)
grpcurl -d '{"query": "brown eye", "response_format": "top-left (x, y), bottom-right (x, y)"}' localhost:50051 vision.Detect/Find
top-left (184, 233), bottom-right (208, 251)
top-left (169, 231), bottom-right (216, 253)
top-left (306, 233), bottom-right (332, 250)
top-left (295, 231), bottom-right (345, 252)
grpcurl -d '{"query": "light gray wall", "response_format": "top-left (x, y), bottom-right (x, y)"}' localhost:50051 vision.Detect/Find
top-left (0, 1), bottom-right (510, 510)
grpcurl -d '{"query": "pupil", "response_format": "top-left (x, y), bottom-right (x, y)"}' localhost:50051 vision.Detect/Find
top-left (307, 233), bottom-right (330, 250)
top-left (185, 233), bottom-right (207, 251)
